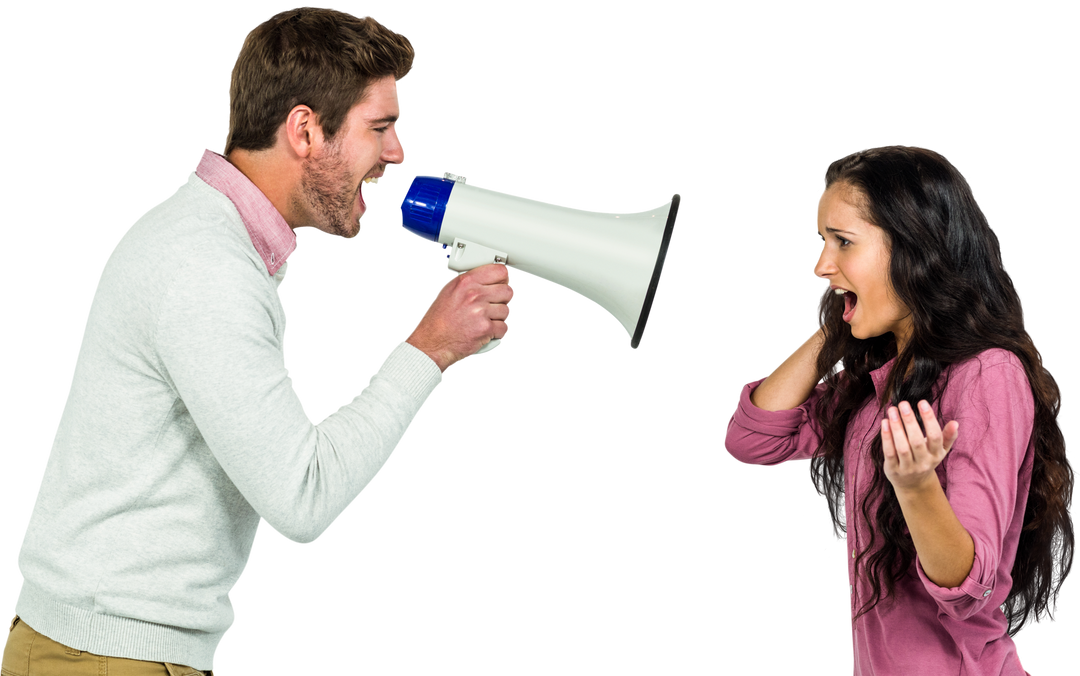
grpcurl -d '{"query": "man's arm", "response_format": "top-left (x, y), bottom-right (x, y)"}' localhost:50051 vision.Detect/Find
top-left (406, 336), bottom-right (455, 373)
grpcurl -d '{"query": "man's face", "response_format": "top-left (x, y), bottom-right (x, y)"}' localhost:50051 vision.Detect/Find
top-left (296, 76), bottom-right (404, 238)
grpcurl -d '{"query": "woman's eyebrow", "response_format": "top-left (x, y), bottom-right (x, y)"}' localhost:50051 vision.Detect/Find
top-left (825, 226), bottom-right (857, 236)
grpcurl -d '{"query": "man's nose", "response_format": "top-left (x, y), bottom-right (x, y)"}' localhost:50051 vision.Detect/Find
top-left (383, 127), bottom-right (404, 164)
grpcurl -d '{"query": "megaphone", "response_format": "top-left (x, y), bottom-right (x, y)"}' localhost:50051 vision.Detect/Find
top-left (401, 173), bottom-right (678, 349)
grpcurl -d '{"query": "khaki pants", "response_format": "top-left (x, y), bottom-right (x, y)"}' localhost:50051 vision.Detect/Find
top-left (2, 617), bottom-right (210, 676)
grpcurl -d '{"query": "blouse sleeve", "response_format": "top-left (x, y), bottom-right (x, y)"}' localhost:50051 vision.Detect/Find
top-left (725, 371), bottom-right (833, 466)
top-left (914, 351), bottom-right (1035, 620)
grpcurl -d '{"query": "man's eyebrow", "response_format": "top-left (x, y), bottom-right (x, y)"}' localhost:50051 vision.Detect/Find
top-left (367, 115), bottom-right (398, 125)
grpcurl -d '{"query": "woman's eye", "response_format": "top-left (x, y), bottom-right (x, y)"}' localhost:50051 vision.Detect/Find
top-left (816, 235), bottom-right (851, 248)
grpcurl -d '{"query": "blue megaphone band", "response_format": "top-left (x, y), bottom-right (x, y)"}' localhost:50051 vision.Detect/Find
top-left (401, 176), bottom-right (456, 241)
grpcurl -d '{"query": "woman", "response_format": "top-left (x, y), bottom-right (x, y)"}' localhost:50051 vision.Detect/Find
top-left (726, 146), bottom-right (1073, 675)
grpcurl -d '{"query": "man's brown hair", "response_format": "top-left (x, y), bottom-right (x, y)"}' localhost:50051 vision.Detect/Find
top-left (225, 8), bottom-right (413, 156)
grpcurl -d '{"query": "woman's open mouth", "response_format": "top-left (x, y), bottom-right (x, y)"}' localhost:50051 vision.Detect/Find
top-left (842, 291), bottom-right (857, 323)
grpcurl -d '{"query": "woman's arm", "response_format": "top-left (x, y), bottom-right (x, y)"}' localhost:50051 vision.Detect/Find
top-left (751, 329), bottom-right (826, 411)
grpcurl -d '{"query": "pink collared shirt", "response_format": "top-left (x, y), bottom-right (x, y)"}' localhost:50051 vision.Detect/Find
top-left (195, 150), bottom-right (295, 276)
top-left (726, 349), bottom-right (1034, 675)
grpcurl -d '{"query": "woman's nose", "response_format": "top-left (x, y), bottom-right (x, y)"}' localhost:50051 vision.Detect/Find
top-left (812, 250), bottom-right (829, 276)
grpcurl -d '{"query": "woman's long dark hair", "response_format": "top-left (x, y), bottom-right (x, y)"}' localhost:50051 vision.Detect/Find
top-left (809, 146), bottom-right (1073, 634)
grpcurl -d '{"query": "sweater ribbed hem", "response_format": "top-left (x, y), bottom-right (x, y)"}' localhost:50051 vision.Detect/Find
top-left (384, 342), bottom-right (442, 402)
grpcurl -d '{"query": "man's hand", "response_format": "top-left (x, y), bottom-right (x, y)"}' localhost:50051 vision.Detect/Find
top-left (407, 264), bottom-right (513, 371)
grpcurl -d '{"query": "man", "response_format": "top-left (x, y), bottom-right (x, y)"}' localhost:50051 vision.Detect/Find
top-left (2, 8), bottom-right (511, 674)
top-left (223, 69), bottom-right (514, 371)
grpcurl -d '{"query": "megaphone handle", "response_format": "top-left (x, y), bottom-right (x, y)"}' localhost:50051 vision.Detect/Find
top-left (475, 338), bottom-right (501, 354)
top-left (447, 238), bottom-right (507, 355)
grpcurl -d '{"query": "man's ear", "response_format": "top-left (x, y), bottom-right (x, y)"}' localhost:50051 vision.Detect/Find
top-left (283, 104), bottom-right (321, 159)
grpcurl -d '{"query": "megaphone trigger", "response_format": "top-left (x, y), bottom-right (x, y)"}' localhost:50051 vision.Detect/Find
top-left (448, 238), bottom-right (508, 272)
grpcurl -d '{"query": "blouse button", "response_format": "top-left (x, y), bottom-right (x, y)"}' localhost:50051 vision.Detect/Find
top-left (983, 589), bottom-right (992, 598)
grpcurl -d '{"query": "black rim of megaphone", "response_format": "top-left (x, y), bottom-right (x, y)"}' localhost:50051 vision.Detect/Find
top-left (631, 194), bottom-right (679, 348)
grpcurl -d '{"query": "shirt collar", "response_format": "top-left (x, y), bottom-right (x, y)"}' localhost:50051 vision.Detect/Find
top-left (195, 150), bottom-right (296, 276)
top-left (870, 356), bottom-right (897, 400)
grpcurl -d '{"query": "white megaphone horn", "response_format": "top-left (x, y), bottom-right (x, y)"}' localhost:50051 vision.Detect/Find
top-left (401, 173), bottom-right (678, 350)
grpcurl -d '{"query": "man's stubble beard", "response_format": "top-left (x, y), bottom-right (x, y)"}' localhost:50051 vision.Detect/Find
top-left (296, 143), bottom-right (360, 238)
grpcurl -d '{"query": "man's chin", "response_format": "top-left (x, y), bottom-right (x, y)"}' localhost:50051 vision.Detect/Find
top-left (304, 221), bottom-right (358, 239)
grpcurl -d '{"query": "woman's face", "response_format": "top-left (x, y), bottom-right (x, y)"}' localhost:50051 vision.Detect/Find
top-left (815, 183), bottom-right (913, 350)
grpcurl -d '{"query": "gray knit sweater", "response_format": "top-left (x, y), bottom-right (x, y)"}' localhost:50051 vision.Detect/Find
top-left (15, 173), bottom-right (441, 670)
